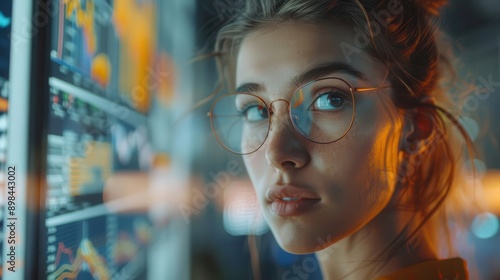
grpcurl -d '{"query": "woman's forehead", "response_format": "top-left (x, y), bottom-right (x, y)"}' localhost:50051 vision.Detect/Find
top-left (235, 21), bottom-right (386, 92)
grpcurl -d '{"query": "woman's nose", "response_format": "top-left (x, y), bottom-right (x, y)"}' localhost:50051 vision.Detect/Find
top-left (264, 100), bottom-right (310, 171)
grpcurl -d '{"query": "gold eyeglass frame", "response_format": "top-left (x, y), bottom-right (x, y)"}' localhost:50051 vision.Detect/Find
top-left (207, 77), bottom-right (391, 155)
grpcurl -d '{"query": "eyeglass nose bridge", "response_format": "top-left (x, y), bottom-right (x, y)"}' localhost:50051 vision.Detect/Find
top-left (267, 99), bottom-right (291, 128)
top-left (268, 99), bottom-right (290, 113)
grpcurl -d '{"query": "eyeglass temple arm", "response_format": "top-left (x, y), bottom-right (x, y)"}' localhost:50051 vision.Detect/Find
top-left (206, 85), bottom-right (391, 117)
top-left (353, 85), bottom-right (391, 92)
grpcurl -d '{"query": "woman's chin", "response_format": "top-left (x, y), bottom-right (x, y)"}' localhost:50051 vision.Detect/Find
top-left (278, 242), bottom-right (317, 254)
top-left (273, 232), bottom-right (328, 255)
top-left (271, 224), bottom-right (346, 255)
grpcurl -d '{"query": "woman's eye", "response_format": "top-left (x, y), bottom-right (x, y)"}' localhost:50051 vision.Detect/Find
top-left (311, 89), bottom-right (348, 111)
top-left (242, 104), bottom-right (268, 122)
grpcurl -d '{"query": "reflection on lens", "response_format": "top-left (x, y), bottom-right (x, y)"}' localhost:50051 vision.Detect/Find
top-left (210, 78), bottom-right (355, 154)
top-left (211, 93), bottom-right (269, 154)
top-left (290, 78), bottom-right (354, 143)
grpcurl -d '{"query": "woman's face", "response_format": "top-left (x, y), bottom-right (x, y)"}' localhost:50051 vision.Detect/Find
top-left (236, 21), bottom-right (403, 253)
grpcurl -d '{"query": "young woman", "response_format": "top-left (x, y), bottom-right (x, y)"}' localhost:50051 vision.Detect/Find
top-left (206, 0), bottom-right (477, 278)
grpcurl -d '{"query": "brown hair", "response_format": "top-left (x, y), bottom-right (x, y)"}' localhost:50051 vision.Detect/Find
top-left (201, 0), bottom-right (480, 277)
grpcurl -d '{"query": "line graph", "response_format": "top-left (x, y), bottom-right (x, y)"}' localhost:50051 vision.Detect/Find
top-left (54, 242), bottom-right (75, 268)
top-left (46, 211), bottom-right (153, 278)
top-left (46, 217), bottom-right (110, 279)
top-left (49, 239), bottom-right (110, 280)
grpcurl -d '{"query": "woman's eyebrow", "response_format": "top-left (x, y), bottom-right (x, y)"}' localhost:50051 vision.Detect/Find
top-left (235, 62), bottom-right (366, 93)
top-left (235, 82), bottom-right (263, 93)
top-left (291, 62), bottom-right (367, 88)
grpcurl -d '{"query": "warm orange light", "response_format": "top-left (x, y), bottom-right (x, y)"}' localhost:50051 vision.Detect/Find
top-left (64, 0), bottom-right (96, 55)
top-left (113, 0), bottom-right (157, 113)
top-left (0, 97), bottom-right (8, 112)
top-left (90, 54), bottom-right (112, 88)
top-left (156, 53), bottom-right (176, 107)
top-left (481, 170), bottom-right (500, 214)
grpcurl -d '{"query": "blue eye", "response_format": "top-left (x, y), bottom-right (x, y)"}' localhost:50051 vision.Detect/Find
top-left (312, 89), bottom-right (348, 111)
top-left (242, 104), bottom-right (268, 122)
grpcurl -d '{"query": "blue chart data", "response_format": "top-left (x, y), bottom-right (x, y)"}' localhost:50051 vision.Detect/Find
top-left (49, 0), bottom-right (165, 113)
top-left (45, 215), bottom-right (151, 280)
top-left (46, 217), bottom-right (109, 280)
top-left (46, 87), bottom-right (111, 217)
top-left (110, 215), bottom-right (151, 274)
top-left (50, 0), bottom-right (116, 92)
top-left (112, 120), bottom-right (151, 172)
top-left (45, 79), bottom-right (153, 278)
top-left (44, 0), bottom-right (160, 278)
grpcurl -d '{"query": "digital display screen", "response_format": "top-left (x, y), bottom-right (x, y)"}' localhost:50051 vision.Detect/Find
top-left (43, 0), bottom-right (162, 278)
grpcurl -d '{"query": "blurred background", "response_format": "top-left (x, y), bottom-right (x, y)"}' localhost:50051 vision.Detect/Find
top-left (0, 0), bottom-right (498, 279)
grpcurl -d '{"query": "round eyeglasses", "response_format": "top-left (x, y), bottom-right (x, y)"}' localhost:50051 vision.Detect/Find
top-left (208, 77), bottom-right (390, 155)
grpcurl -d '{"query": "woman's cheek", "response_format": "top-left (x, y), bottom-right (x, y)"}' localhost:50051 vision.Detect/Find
top-left (326, 119), bottom-right (396, 213)
top-left (243, 151), bottom-right (270, 192)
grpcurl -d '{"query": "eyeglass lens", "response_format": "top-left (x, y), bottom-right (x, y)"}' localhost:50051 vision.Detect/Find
top-left (210, 78), bottom-right (355, 154)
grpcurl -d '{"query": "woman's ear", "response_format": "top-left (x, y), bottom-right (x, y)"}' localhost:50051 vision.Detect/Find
top-left (400, 106), bottom-right (435, 155)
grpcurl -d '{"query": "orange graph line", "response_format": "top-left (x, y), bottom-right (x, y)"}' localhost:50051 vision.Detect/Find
top-left (50, 239), bottom-right (110, 280)
top-left (54, 242), bottom-right (75, 267)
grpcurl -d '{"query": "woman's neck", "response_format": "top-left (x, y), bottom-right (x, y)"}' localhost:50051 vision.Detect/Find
top-left (316, 208), bottom-right (438, 280)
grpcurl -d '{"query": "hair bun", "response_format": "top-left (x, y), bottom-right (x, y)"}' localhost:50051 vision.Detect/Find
top-left (413, 0), bottom-right (448, 16)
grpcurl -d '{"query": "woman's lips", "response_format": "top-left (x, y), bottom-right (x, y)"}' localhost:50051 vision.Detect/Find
top-left (266, 184), bottom-right (321, 216)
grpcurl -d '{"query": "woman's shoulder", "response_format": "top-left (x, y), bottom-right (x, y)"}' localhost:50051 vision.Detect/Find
top-left (376, 258), bottom-right (468, 280)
